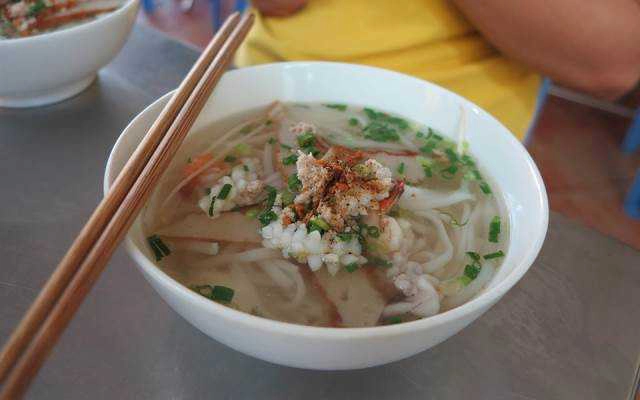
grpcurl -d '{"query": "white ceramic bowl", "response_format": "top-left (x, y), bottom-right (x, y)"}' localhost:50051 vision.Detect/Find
top-left (105, 62), bottom-right (548, 370)
top-left (0, 0), bottom-right (139, 108)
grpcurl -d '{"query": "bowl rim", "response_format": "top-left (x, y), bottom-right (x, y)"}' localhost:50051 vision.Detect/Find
top-left (0, 0), bottom-right (138, 46)
top-left (105, 61), bottom-right (549, 339)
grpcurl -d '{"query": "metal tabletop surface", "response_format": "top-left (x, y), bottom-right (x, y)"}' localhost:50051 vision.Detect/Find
top-left (2, 25), bottom-right (640, 400)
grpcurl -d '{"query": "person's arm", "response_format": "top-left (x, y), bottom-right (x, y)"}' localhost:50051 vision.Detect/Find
top-left (250, 0), bottom-right (307, 17)
top-left (452, 0), bottom-right (640, 100)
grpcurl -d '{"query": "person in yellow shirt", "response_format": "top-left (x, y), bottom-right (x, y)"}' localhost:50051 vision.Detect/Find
top-left (235, 0), bottom-right (640, 141)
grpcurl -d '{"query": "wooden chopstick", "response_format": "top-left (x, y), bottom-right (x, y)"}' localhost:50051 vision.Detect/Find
top-left (0, 12), bottom-right (241, 386)
top-left (0, 12), bottom-right (254, 399)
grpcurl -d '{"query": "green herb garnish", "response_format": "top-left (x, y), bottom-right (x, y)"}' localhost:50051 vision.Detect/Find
top-left (479, 181), bottom-right (492, 194)
top-left (147, 235), bottom-right (170, 261)
top-left (488, 216), bottom-right (501, 243)
top-left (308, 217), bottom-right (331, 233)
top-left (281, 188), bottom-right (295, 206)
top-left (217, 184), bottom-right (232, 200)
top-left (397, 162), bottom-right (405, 176)
top-left (363, 122), bottom-right (400, 142)
top-left (264, 185), bottom-right (277, 209)
top-left (348, 118), bottom-right (359, 126)
top-left (208, 196), bottom-right (217, 216)
top-left (211, 285), bottom-right (235, 302)
top-left (325, 104), bottom-right (347, 111)
top-left (282, 154), bottom-right (298, 165)
top-left (288, 174), bottom-right (302, 192)
top-left (224, 155), bottom-right (237, 163)
top-left (337, 232), bottom-right (353, 242)
top-left (464, 264), bottom-right (481, 280)
top-left (440, 165), bottom-right (458, 180)
top-left (258, 210), bottom-right (278, 226)
top-left (384, 316), bottom-right (402, 325)
top-left (466, 251), bottom-right (481, 262)
top-left (27, 0), bottom-right (47, 17)
top-left (243, 165), bottom-right (249, 172)
top-left (280, 143), bottom-right (293, 150)
top-left (345, 262), bottom-right (359, 273)
top-left (483, 250), bottom-right (505, 260)
top-left (297, 132), bottom-right (315, 147)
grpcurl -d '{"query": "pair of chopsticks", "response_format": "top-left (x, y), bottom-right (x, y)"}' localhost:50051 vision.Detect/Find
top-left (0, 12), bottom-right (253, 399)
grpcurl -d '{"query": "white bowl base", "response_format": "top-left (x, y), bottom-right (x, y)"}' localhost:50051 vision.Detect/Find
top-left (0, 74), bottom-right (96, 108)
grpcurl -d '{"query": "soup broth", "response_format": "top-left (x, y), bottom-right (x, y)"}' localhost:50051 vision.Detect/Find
top-left (142, 102), bottom-right (508, 327)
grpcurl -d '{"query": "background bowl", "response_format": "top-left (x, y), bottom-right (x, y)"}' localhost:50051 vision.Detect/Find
top-left (104, 62), bottom-right (548, 370)
top-left (0, 0), bottom-right (138, 108)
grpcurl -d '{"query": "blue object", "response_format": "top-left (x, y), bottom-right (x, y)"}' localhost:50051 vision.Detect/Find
top-left (523, 77), bottom-right (551, 146)
top-left (624, 170), bottom-right (640, 219)
top-left (142, 0), bottom-right (155, 13)
top-left (622, 109), bottom-right (640, 153)
top-left (211, 0), bottom-right (249, 31)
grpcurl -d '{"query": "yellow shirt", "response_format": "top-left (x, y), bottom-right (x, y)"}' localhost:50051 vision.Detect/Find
top-left (235, 0), bottom-right (541, 140)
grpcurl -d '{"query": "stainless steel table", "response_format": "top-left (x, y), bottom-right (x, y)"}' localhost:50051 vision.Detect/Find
top-left (2, 25), bottom-right (640, 400)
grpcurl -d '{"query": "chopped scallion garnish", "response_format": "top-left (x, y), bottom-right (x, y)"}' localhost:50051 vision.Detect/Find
top-left (348, 118), bottom-right (359, 126)
top-left (217, 184), bottom-right (232, 200)
top-left (483, 250), bottom-right (505, 260)
top-left (488, 216), bottom-right (501, 243)
top-left (337, 232), bottom-right (353, 242)
top-left (464, 264), bottom-right (481, 280)
top-left (440, 165), bottom-right (458, 180)
top-left (147, 235), bottom-right (170, 261)
top-left (280, 143), bottom-right (292, 150)
top-left (264, 185), bottom-right (277, 209)
top-left (258, 210), bottom-right (278, 226)
top-left (466, 251), bottom-right (481, 262)
top-left (288, 174), bottom-right (302, 192)
top-left (397, 162), bottom-right (405, 175)
top-left (282, 154), bottom-right (298, 165)
top-left (479, 181), bottom-right (492, 194)
top-left (384, 316), bottom-right (402, 325)
top-left (224, 155), bottom-right (237, 163)
top-left (325, 104), bottom-right (347, 111)
top-left (345, 262), bottom-right (359, 273)
top-left (297, 132), bottom-right (315, 147)
top-left (211, 285), bottom-right (235, 303)
top-left (308, 217), bottom-right (331, 233)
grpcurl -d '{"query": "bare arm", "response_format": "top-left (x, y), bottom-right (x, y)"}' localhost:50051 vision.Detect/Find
top-left (250, 0), bottom-right (307, 17)
top-left (452, 0), bottom-right (640, 99)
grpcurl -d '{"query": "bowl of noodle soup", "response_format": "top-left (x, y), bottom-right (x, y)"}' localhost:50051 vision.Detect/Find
top-left (105, 62), bottom-right (548, 369)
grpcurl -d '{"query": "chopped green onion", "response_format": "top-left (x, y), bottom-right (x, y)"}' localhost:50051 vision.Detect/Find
top-left (363, 107), bottom-right (380, 120)
top-left (282, 154), bottom-right (298, 165)
top-left (416, 131), bottom-right (424, 138)
top-left (417, 156), bottom-right (433, 178)
top-left (440, 165), bottom-right (458, 180)
top-left (461, 154), bottom-right (475, 166)
top-left (384, 316), bottom-right (402, 325)
top-left (397, 162), bottom-right (405, 175)
top-left (224, 155), bottom-right (237, 163)
top-left (345, 262), bottom-right (359, 273)
top-left (488, 216), bottom-right (501, 243)
top-left (217, 184), bottom-right (232, 200)
top-left (258, 210), bottom-right (278, 226)
top-left (366, 226), bottom-right (380, 238)
top-left (483, 250), bottom-right (505, 260)
top-left (234, 143), bottom-right (251, 156)
top-left (147, 235), bottom-right (170, 261)
top-left (325, 104), bottom-right (347, 111)
top-left (363, 123), bottom-right (400, 142)
top-left (267, 137), bottom-right (277, 144)
top-left (348, 118), bottom-right (359, 126)
top-left (281, 188), bottom-right (295, 206)
top-left (208, 196), bottom-right (217, 217)
top-left (479, 181), bottom-right (492, 194)
top-left (445, 148), bottom-right (459, 164)
top-left (420, 142), bottom-right (436, 154)
top-left (464, 264), bottom-right (481, 280)
top-left (27, 0), bottom-right (46, 17)
top-left (466, 251), bottom-right (481, 262)
top-left (280, 143), bottom-right (293, 150)
top-left (264, 186), bottom-right (277, 209)
top-left (457, 275), bottom-right (473, 286)
top-left (432, 133), bottom-right (443, 141)
top-left (297, 132), bottom-right (315, 147)
top-left (288, 174), bottom-right (302, 192)
top-left (464, 168), bottom-right (482, 181)
top-left (308, 217), bottom-right (331, 233)
top-left (337, 232), bottom-right (353, 242)
top-left (211, 285), bottom-right (235, 303)
top-left (245, 209), bottom-right (259, 219)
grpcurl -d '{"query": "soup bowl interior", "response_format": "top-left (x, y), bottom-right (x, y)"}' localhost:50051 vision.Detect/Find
top-left (105, 62), bottom-right (548, 369)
